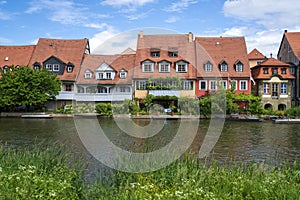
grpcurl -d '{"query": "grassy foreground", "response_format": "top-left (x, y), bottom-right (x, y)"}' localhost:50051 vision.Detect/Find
top-left (0, 145), bottom-right (299, 200)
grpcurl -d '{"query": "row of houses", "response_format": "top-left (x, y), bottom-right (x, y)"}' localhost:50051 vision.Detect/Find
top-left (0, 30), bottom-right (299, 111)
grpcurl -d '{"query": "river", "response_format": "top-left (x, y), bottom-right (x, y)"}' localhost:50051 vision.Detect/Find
top-left (0, 117), bottom-right (299, 170)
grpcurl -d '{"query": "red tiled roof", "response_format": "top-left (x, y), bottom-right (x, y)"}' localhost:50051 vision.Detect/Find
top-left (133, 33), bottom-right (197, 79)
top-left (251, 58), bottom-right (295, 79)
top-left (0, 45), bottom-right (35, 67)
top-left (196, 36), bottom-right (250, 78)
top-left (284, 32), bottom-right (300, 60)
top-left (29, 38), bottom-right (89, 81)
top-left (248, 48), bottom-right (265, 60)
top-left (76, 53), bottom-right (135, 85)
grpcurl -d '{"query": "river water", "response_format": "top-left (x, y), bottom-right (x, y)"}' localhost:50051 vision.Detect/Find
top-left (0, 117), bottom-right (299, 169)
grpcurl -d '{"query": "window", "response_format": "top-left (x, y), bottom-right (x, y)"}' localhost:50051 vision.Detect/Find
top-left (272, 83), bottom-right (278, 98)
top-left (151, 49), bottom-right (160, 57)
top-left (120, 87), bottom-right (129, 93)
top-left (230, 80), bottom-right (237, 90)
top-left (204, 61), bottom-right (213, 72)
top-left (281, 68), bottom-right (286, 74)
top-left (85, 70), bottom-right (92, 79)
top-left (136, 80), bottom-right (148, 90)
top-left (98, 87), bottom-right (107, 93)
top-left (159, 61), bottom-right (170, 72)
top-left (176, 61), bottom-right (188, 72)
top-left (67, 66), bottom-right (73, 73)
top-left (97, 72), bottom-right (104, 80)
top-left (220, 80), bottom-right (227, 89)
top-left (272, 68), bottom-right (278, 75)
top-left (3, 66), bottom-right (8, 73)
top-left (209, 80), bottom-right (217, 90)
top-left (106, 72), bottom-right (112, 79)
top-left (120, 71), bottom-right (127, 79)
top-left (142, 61), bottom-right (154, 72)
top-left (240, 80), bottom-right (247, 90)
top-left (235, 62), bottom-right (243, 72)
top-left (53, 64), bottom-right (59, 71)
top-left (263, 68), bottom-right (269, 74)
top-left (199, 80), bottom-right (207, 90)
top-left (45, 64), bottom-right (52, 71)
top-left (263, 83), bottom-right (270, 94)
top-left (65, 84), bottom-right (72, 92)
top-left (168, 51), bottom-right (178, 57)
top-left (281, 83), bottom-right (287, 94)
top-left (182, 80), bottom-right (193, 90)
top-left (290, 67), bottom-right (295, 75)
top-left (219, 61), bottom-right (228, 72)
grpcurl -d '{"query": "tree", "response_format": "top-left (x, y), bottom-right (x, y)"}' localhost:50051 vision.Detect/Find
top-left (0, 66), bottom-right (61, 111)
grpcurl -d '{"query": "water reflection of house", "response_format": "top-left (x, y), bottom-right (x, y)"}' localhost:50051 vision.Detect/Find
top-left (277, 30), bottom-right (300, 106)
top-left (195, 36), bottom-right (252, 97)
top-left (28, 38), bottom-right (90, 110)
top-left (251, 57), bottom-right (295, 110)
top-left (76, 51), bottom-right (135, 103)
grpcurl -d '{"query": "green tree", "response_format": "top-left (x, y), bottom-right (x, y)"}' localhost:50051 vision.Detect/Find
top-left (0, 66), bottom-right (61, 111)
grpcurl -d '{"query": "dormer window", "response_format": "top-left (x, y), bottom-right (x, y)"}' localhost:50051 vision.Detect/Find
top-left (45, 64), bottom-right (53, 71)
top-left (272, 68), bottom-right (278, 75)
top-left (204, 61), bottom-right (213, 72)
top-left (151, 48), bottom-right (160, 57)
top-left (33, 62), bottom-right (41, 70)
top-left (176, 60), bottom-right (188, 73)
top-left (84, 70), bottom-right (92, 79)
top-left (168, 48), bottom-right (178, 57)
top-left (235, 61), bottom-right (243, 72)
top-left (120, 69), bottom-right (127, 79)
top-left (158, 60), bottom-right (171, 73)
top-left (3, 66), bottom-right (8, 73)
top-left (66, 62), bottom-right (74, 73)
top-left (263, 68), bottom-right (268, 74)
top-left (95, 62), bottom-right (116, 80)
top-left (53, 64), bottom-right (59, 71)
top-left (219, 61), bottom-right (228, 72)
top-left (142, 60), bottom-right (154, 72)
top-left (281, 68), bottom-right (286, 74)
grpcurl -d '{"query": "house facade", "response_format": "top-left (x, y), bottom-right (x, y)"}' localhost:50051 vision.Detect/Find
top-left (277, 30), bottom-right (300, 106)
top-left (133, 32), bottom-right (198, 102)
top-left (75, 52), bottom-right (135, 103)
top-left (252, 57), bottom-right (295, 110)
top-left (195, 36), bottom-right (252, 97)
top-left (248, 48), bottom-right (266, 68)
top-left (28, 38), bottom-right (90, 109)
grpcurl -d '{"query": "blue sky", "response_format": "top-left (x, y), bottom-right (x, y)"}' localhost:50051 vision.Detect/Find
top-left (1, 0), bottom-right (300, 56)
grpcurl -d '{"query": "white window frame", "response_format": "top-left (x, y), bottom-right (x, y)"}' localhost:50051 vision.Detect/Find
top-left (263, 83), bottom-right (270, 94)
top-left (120, 71), bottom-right (127, 79)
top-left (220, 63), bottom-right (228, 72)
top-left (176, 61), bottom-right (188, 73)
top-left (97, 72), bottom-right (104, 80)
top-left (142, 61), bottom-right (154, 72)
top-left (85, 73), bottom-right (92, 79)
top-left (67, 66), bottom-right (73, 73)
top-left (235, 62), bottom-right (243, 72)
top-left (136, 80), bottom-right (148, 90)
top-left (204, 62), bottom-right (213, 72)
top-left (281, 83), bottom-right (287, 94)
top-left (239, 80), bottom-right (248, 91)
top-left (106, 72), bottom-right (112, 79)
top-left (199, 80), bottom-right (207, 90)
top-left (53, 64), bottom-right (59, 71)
top-left (159, 61), bottom-right (170, 73)
top-left (220, 80), bottom-right (227, 89)
top-left (182, 80), bottom-right (193, 90)
top-left (45, 64), bottom-right (52, 71)
top-left (209, 80), bottom-right (217, 91)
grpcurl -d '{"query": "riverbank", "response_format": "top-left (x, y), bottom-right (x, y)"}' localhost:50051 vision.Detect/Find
top-left (1, 144), bottom-right (299, 200)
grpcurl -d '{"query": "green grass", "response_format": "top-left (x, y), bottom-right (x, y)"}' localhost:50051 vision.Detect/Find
top-left (1, 145), bottom-right (299, 199)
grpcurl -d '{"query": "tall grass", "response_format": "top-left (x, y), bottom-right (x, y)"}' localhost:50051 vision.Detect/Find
top-left (1, 145), bottom-right (299, 199)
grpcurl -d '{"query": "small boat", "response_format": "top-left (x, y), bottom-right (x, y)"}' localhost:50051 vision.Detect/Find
top-left (21, 114), bottom-right (53, 119)
top-left (226, 115), bottom-right (263, 122)
top-left (273, 118), bottom-right (300, 124)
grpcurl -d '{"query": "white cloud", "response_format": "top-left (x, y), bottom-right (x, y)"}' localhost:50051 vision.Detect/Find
top-left (0, 36), bottom-right (12, 43)
top-left (164, 0), bottom-right (198, 13)
top-left (165, 16), bottom-right (179, 23)
top-left (84, 23), bottom-right (108, 29)
top-left (0, 1), bottom-right (7, 5)
top-left (223, 0), bottom-right (300, 29)
top-left (101, 0), bottom-right (155, 7)
top-left (26, 0), bottom-right (89, 25)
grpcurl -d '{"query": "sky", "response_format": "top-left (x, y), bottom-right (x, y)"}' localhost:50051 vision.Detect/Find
top-left (1, 0), bottom-right (300, 56)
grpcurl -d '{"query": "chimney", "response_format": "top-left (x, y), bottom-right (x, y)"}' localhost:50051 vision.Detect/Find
top-left (284, 30), bottom-right (287, 33)
top-left (270, 53), bottom-right (273, 58)
top-left (139, 31), bottom-right (144, 39)
top-left (188, 32), bottom-right (193, 43)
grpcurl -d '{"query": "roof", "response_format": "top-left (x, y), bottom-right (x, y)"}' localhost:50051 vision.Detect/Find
top-left (76, 53), bottom-right (135, 85)
top-left (29, 38), bottom-right (89, 81)
top-left (133, 33), bottom-right (197, 79)
top-left (251, 58), bottom-right (295, 79)
top-left (0, 45), bottom-right (35, 67)
top-left (196, 36), bottom-right (250, 78)
top-left (284, 32), bottom-right (300, 60)
top-left (248, 48), bottom-right (265, 60)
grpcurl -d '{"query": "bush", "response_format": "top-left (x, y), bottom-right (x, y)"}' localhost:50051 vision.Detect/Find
top-left (285, 106), bottom-right (300, 117)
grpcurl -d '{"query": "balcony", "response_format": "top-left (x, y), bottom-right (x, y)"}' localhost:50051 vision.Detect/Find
top-left (56, 91), bottom-right (75, 100)
top-left (149, 90), bottom-right (180, 97)
top-left (75, 93), bottom-right (132, 102)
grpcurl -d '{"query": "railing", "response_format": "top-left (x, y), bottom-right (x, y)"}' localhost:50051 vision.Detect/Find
top-left (75, 93), bottom-right (132, 102)
top-left (149, 90), bottom-right (180, 97)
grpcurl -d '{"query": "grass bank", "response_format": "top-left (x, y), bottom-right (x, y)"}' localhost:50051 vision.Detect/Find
top-left (0, 145), bottom-right (299, 199)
